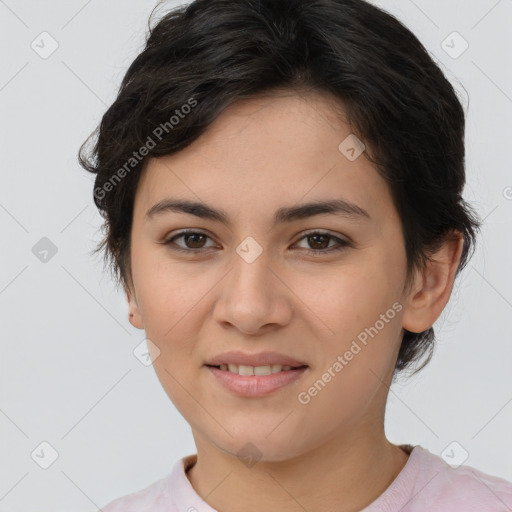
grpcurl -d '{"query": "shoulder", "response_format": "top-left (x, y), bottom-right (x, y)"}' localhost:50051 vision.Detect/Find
top-left (99, 473), bottom-right (172, 512)
top-left (412, 446), bottom-right (512, 511)
top-left (97, 454), bottom-right (198, 512)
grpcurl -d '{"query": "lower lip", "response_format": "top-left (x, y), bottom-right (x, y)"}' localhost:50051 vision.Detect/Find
top-left (205, 365), bottom-right (309, 397)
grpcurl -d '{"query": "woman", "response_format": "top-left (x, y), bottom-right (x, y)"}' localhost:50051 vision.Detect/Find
top-left (79, 0), bottom-right (512, 510)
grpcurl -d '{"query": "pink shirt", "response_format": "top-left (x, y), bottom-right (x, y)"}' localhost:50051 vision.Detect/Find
top-left (100, 444), bottom-right (512, 511)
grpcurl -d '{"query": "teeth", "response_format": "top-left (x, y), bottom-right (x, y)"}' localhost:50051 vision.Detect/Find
top-left (254, 365), bottom-right (271, 376)
top-left (238, 364), bottom-right (254, 376)
top-left (218, 364), bottom-right (297, 375)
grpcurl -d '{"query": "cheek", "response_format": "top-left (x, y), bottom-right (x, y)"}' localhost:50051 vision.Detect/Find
top-left (312, 263), bottom-right (400, 333)
top-left (298, 279), bottom-right (402, 428)
top-left (133, 256), bottom-right (209, 409)
top-left (307, 257), bottom-right (404, 382)
top-left (131, 240), bottom-right (205, 330)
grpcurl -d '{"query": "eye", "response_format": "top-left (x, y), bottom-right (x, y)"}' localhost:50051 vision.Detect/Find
top-left (293, 230), bottom-right (350, 256)
top-left (162, 229), bottom-right (350, 256)
top-left (163, 230), bottom-right (217, 253)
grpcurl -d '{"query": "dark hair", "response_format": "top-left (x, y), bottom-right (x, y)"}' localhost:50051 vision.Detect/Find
top-left (78, 0), bottom-right (481, 379)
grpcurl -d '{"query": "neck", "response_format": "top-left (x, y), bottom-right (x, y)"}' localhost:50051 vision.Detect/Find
top-left (186, 430), bottom-right (410, 512)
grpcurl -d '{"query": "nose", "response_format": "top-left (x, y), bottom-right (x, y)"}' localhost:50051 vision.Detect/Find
top-left (212, 246), bottom-right (293, 336)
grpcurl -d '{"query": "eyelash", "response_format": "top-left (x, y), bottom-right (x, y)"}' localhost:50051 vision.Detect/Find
top-left (162, 229), bottom-right (350, 257)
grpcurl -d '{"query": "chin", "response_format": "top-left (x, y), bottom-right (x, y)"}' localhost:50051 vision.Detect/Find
top-left (212, 431), bottom-right (308, 465)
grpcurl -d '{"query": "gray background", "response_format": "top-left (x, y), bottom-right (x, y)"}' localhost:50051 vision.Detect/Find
top-left (0, 0), bottom-right (511, 510)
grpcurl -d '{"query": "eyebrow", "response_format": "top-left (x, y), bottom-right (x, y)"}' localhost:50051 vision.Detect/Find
top-left (145, 198), bottom-right (371, 227)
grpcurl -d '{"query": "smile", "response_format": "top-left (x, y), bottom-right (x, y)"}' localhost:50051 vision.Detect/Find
top-left (205, 364), bottom-right (309, 397)
top-left (207, 363), bottom-right (307, 375)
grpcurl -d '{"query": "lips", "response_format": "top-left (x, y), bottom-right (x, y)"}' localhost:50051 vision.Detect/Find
top-left (206, 364), bottom-right (309, 396)
top-left (204, 350), bottom-right (308, 368)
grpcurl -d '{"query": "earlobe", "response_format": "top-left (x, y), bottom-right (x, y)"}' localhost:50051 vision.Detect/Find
top-left (401, 232), bottom-right (464, 334)
top-left (125, 286), bottom-right (144, 330)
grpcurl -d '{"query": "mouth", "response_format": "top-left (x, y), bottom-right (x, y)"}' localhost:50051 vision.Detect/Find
top-left (205, 363), bottom-right (309, 376)
top-left (205, 363), bottom-right (309, 397)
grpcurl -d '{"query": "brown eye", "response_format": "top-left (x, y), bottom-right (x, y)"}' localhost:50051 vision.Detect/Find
top-left (163, 229), bottom-right (350, 256)
top-left (306, 234), bottom-right (331, 250)
top-left (164, 230), bottom-right (216, 252)
top-left (182, 233), bottom-right (208, 249)
top-left (294, 230), bottom-right (350, 256)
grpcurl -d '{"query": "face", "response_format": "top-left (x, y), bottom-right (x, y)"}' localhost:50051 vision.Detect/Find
top-left (125, 91), bottom-right (435, 462)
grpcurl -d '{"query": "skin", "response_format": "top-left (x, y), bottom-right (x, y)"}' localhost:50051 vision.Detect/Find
top-left (125, 89), bottom-right (464, 512)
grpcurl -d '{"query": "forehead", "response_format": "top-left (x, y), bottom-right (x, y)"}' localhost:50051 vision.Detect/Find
top-left (135, 91), bottom-right (395, 226)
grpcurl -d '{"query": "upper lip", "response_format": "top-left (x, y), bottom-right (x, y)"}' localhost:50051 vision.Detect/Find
top-left (205, 351), bottom-right (308, 368)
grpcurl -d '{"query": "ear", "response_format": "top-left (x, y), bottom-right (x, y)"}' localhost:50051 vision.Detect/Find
top-left (124, 282), bottom-right (144, 330)
top-left (402, 231), bottom-right (464, 334)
